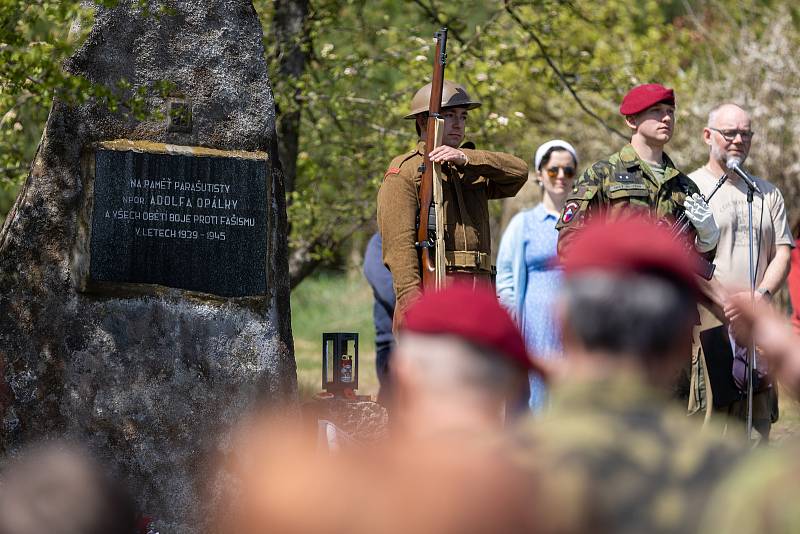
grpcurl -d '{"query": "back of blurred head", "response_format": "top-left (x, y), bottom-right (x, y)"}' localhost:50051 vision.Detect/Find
top-left (213, 411), bottom-right (544, 534)
top-left (558, 217), bottom-right (699, 385)
top-left (392, 284), bottom-right (535, 436)
top-left (0, 441), bottom-right (137, 534)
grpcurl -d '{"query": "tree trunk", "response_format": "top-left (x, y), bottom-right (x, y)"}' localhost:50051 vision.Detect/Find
top-left (271, 0), bottom-right (310, 196)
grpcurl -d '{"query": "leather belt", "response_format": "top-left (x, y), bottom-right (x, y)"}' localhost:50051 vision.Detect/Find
top-left (445, 250), bottom-right (494, 272)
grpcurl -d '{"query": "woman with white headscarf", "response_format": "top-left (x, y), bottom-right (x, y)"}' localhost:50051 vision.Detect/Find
top-left (496, 139), bottom-right (578, 412)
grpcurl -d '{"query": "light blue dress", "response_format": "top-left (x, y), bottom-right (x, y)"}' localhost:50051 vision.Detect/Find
top-left (496, 203), bottom-right (562, 412)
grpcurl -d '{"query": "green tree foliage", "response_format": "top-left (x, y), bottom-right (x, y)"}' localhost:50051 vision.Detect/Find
top-left (669, 3), bottom-right (800, 224)
top-left (0, 0), bottom-right (169, 226)
top-left (0, 2), bottom-right (91, 223)
top-left (2, 0), bottom-right (797, 285)
top-left (254, 0), bottom-right (716, 284)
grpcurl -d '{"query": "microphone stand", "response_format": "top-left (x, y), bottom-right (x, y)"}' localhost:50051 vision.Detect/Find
top-left (744, 177), bottom-right (758, 442)
top-left (726, 158), bottom-right (762, 442)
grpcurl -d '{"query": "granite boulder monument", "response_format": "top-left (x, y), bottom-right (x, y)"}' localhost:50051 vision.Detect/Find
top-left (0, 0), bottom-right (295, 529)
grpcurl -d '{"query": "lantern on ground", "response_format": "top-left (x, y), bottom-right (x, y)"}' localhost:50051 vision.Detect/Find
top-left (322, 332), bottom-right (359, 397)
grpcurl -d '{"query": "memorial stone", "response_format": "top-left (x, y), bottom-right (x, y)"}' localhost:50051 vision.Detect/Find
top-left (0, 1), bottom-right (295, 531)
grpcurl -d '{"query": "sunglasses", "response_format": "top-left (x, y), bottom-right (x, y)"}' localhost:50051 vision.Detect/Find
top-left (545, 166), bottom-right (576, 179)
top-left (708, 127), bottom-right (754, 142)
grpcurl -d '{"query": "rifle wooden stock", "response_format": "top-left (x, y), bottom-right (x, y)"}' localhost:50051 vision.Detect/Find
top-left (416, 28), bottom-right (447, 290)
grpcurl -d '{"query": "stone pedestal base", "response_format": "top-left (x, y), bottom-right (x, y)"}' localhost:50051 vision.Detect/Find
top-left (304, 396), bottom-right (389, 445)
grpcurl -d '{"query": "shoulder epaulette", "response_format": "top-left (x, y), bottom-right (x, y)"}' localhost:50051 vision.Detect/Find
top-left (398, 149), bottom-right (419, 166)
top-left (384, 150), bottom-right (419, 179)
top-left (590, 160), bottom-right (615, 182)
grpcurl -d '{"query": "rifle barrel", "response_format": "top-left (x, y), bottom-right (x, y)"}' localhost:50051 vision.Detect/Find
top-left (416, 27), bottom-right (448, 289)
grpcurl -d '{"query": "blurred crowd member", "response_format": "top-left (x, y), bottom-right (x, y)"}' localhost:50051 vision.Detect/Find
top-left (391, 283), bottom-right (536, 438)
top-left (699, 440), bottom-right (799, 534)
top-left (377, 81), bottom-right (527, 330)
top-left (512, 217), bottom-right (743, 534)
top-left (697, 296), bottom-right (800, 534)
top-left (687, 103), bottom-right (794, 440)
top-left (789, 221), bottom-right (800, 333)
top-left (0, 441), bottom-right (139, 534)
top-left (213, 284), bottom-right (602, 534)
top-left (556, 83), bottom-right (719, 260)
top-left (363, 232), bottom-right (396, 406)
top-left (497, 140), bottom-right (578, 412)
top-left (212, 390), bottom-right (552, 534)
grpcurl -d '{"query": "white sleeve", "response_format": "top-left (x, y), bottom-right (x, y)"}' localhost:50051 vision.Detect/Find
top-left (496, 212), bottom-right (525, 312)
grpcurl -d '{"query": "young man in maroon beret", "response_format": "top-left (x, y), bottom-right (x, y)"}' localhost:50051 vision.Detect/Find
top-left (556, 83), bottom-right (719, 258)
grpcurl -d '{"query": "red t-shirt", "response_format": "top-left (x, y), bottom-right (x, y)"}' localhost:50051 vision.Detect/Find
top-left (789, 238), bottom-right (800, 332)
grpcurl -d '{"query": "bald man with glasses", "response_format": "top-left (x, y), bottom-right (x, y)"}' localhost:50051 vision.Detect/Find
top-left (687, 103), bottom-right (795, 441)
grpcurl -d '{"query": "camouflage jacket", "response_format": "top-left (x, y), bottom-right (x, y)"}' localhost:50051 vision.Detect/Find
top-left (510, 373), bottom-right (744, 534)
top-left (556, 144), bottom-right (701, 256)
top-left (699, 444), bottom-right (800, 534)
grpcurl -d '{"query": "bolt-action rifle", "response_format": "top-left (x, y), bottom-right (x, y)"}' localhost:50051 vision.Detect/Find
top-left (415, 28), bottom-right (448, 290)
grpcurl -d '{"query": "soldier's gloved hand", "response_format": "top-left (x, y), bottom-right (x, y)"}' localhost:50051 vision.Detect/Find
top-left (684, 193), bottom-right (719, 253)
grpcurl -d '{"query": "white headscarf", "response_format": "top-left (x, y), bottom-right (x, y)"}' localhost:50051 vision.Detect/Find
top-left (533, 139), bottom-right (578, 171)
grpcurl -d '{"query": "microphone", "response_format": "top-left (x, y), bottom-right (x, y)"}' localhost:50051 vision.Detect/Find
top-left (726, 157), bottom-right (762, 194)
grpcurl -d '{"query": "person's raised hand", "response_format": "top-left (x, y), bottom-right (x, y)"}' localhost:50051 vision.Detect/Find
top-left (727, 293), bottom-right (800, 398)
top-left (428, 146), bottom-right (468, 166)
top-left (724, 290), bottom-right (767, 324)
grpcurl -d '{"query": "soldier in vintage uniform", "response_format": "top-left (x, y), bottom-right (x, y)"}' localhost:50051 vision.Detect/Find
top-left (377, 81), bottom-right (527, 328)
top-left (556, 83), bottom-right (720, 258)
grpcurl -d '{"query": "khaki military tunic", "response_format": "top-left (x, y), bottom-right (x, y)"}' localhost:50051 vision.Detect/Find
top-left (556, 144), bottom-right (701, 255)
top-left (377, 141), bottom-right (527, 326)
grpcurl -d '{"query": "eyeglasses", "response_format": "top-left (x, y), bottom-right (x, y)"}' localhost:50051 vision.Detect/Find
top-left (545, 166), bottom-right (576, 179)
top-left (708, 127), bottom-right (754, 142)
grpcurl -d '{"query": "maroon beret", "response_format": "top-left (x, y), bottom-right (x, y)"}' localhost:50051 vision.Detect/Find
top-left (561, 216), bottom-right (700, 295)
top-left (619, 83), bottom-right (675, 116)
top-left (401, 283), bottom-right (534, 371)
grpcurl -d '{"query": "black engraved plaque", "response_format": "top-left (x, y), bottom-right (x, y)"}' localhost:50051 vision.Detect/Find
top-left (89, 147), bottom-right (268, 297)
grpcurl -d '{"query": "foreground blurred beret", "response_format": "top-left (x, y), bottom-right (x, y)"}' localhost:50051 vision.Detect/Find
top-left (401, 283), bottom-right (532, 370)
top-left (619, 83), bottom-right (675, 116)
top-left (560, 216), bottom-right (700, 295)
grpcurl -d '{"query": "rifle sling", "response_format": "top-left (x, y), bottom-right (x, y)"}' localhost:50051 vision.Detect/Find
top-left (448, 166), bottom-right (474, 252)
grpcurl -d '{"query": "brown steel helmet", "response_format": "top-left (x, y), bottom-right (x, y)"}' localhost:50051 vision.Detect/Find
top-left (404, 80), bottom-right (482, 119)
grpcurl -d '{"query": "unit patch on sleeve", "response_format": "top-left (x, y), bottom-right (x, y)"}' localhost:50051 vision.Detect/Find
top-left (562, 200), bottom-right (581, 224)
top-left (383, 167), bottom-right (401, 179)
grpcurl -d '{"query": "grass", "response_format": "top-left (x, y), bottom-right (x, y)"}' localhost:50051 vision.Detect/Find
top-left (289, 271), bottom-right (800, 442)
top-left (290, 270), bottom-right (379, 400)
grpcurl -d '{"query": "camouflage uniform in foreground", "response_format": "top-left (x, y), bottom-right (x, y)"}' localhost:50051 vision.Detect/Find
top-left (511, 374), bottom-right (745, 534)
top-left (556, 144), bottom-right (701, 255)
top-left (699, 444), bottom-right (800, 534)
